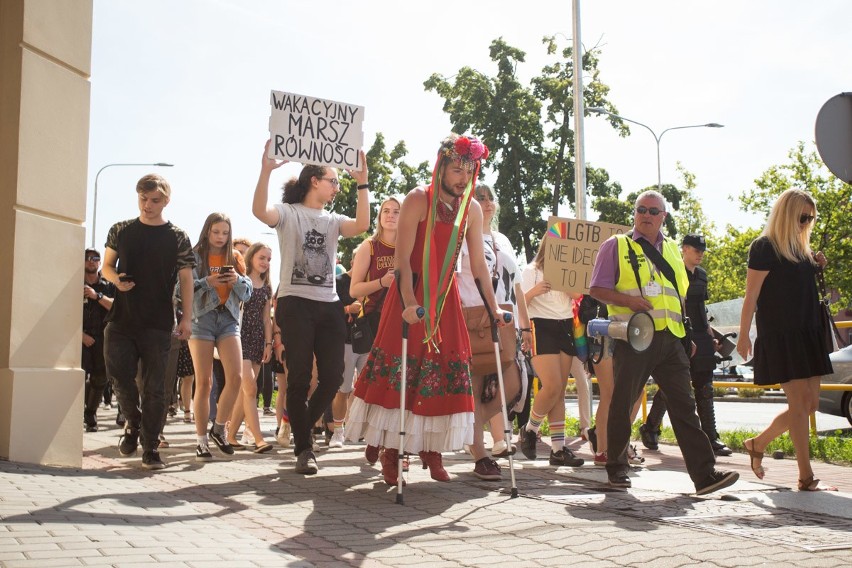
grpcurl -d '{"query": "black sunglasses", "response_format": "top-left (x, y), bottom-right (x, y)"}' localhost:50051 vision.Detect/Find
top-left (635, 206), bottom-right (664, 216)
top-left (799, 214), bottom-right (815, 224)
top-left (86, 256), bottom-right (101, 262)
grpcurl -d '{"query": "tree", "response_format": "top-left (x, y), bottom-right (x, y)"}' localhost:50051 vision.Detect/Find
top-left (425, 38), bottom-right (546, 261)
top-left (335, 133), bottom-right (431, 267)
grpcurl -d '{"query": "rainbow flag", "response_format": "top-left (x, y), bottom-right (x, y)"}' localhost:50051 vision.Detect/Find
top-left (572, 297), bottom-right (588, 362)
top-left (547, 221), bottom-right (567, 239)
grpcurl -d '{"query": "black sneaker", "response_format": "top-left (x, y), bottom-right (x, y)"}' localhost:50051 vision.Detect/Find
top-left (639, 423), bottom-right (660, 450)
top-left (549, 448), bottom-right (584, 467)
top-left (85, 423), bottom-right (98, 433)
top-left (695, 469), bottom-right (739, 496)
top-left (587, 426), bottom-right (597, 453)
top-left (295, 450), bottom-right (318, 475)
top-left (519, 428), bottom-right (537, 460)
top-left (118, 428), bottom-right (139, 456)
top-left (196, 444), bottom-right (213, 461)
top-left (608, 471), bottom-right (631, 488)
top-left (209, 425), bottom-right (234, 455)
top-left (142, 450), bottom-right (166, 470)
top-left (710, 439), bottom-right (733, 457)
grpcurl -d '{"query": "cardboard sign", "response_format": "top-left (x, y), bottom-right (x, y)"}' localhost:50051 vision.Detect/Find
top-left (268, 90), bottom-right (364, 170)
top-left (542, 216), bottom-right (630, 294)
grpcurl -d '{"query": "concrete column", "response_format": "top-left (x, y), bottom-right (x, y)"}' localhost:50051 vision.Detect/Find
top-left (0, 0), bottom-right (93, 466)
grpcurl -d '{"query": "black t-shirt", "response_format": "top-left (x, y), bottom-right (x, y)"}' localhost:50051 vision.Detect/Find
top-left (82, 275), bottom-right (116, 336)
top-left (105, 218), bottom-right (195, 331)
top-left (685, 266), bottom-right (710, 332)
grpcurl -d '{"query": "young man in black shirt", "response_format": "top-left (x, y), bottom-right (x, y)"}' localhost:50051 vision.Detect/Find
top-left (102, 174), bottom-right (195, 470)
top-left (82, 248), bottom-right (115, 432)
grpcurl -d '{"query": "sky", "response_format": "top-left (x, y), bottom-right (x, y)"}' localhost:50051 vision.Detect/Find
top-left (86, 0), bottom-right (852, 277)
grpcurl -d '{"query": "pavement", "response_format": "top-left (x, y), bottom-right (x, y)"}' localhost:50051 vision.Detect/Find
top-left (1, 405), bottom-right (851, 568)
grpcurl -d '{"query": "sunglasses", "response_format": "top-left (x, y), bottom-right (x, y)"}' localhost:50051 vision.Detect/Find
top-left (635, 206), bottom-right (664, 216)
top-left (86, 256), bottom-right (100, 262)
top-left (799, 214), bottom-right (815, 224)
top-left (321, 177), bottom-right (340, 188)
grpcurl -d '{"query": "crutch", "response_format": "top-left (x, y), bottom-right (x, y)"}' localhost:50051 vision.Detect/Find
top-left (474, 278), bottom-right (518, 498)
top-left (395, 270), bottom-right (423, 505)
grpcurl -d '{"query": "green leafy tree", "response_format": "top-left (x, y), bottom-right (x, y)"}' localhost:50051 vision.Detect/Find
top-left (702, 225), bottom-right (761, 303)
top-left (335, 133), bottom-right (431, 267)
top-left (425, 38), bottom-right (546, 261)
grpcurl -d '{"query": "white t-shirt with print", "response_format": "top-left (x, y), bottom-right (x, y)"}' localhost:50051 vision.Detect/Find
top-left (274, 202), bottom-right (349, 302)
top-left (457, 231), bottom-right (518, 308)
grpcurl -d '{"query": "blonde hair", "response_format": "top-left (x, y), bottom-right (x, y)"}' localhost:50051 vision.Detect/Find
top-left (373, 195), bottom-right (403, 244)
top-left (532, 236), bottom-right (548, 271)
top-left (244, 242), bottom-right (273, 290)
top-left (762, 189), bottom-right (817, 264)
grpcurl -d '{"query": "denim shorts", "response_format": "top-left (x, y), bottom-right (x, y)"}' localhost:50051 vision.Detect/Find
top-left (191, 307), bottom-right (240, 341)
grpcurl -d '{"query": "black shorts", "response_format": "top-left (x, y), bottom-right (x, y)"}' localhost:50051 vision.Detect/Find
top-left (530, 317), bottom-right (576, 357)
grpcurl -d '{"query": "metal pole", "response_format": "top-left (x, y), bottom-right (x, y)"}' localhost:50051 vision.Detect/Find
top-left (91, 162), bottom-right (173, 248)
top-left (572, 0), bottom-right (586, 220)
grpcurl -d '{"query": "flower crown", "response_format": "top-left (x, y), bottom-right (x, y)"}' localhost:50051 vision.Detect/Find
top-left (441, 135), bottom-right (490, 165)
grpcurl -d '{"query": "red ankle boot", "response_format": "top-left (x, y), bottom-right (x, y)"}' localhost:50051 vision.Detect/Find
top-left (379, 448), bottom-right (405, 486)
top-left (419, 451), bottom-right (450, 482)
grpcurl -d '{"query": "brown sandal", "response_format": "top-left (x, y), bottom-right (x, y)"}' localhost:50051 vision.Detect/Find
top-left (743, 438), bottom-right (766, 480)
top-left (798, 475), bottom-right (837, 492)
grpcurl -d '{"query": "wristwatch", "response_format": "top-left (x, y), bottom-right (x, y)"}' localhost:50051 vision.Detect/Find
top-left (97, 292), bottom-right (104, 301)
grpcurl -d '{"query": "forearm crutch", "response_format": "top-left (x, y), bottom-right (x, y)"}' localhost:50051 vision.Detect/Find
top-left (396, 271), bottom-right (423, 505)
top-left (474, 278), bottom-right (518, 498)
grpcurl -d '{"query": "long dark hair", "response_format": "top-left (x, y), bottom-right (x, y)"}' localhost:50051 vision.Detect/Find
top-left (282, 164), bottom-right (327, 204)
top-left (194, 212), bottom-right (238, 277)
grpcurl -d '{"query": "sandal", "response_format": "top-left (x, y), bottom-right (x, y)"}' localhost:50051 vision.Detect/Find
top-left (253, 443), bottom-right (273, 454)
top-left (798, 475), bottom-right (838, 492)
top-left (743, 438), bottom-right (766, 480)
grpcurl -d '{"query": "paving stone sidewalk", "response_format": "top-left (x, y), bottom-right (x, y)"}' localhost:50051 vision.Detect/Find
top-left (1, 406), bottom-right (851, 567)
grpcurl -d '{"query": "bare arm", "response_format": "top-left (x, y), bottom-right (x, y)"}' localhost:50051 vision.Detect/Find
top-left (101, 247), bottom-right (134, 293)
top-left (395, 188), bottom-right (427, 323)
top-left (339, 150), bottom-right (371, 238)
top-left (253, 140), bottom-right (286, 227)
top-left (349, 239), bottom-right (393, 299)
top-left (175, 266), bottom-right (194, 340)
top-left (464, 201), bottom-right (505, 321)
top-left (261, 295), bottom-right (273, 363)
top-left (736, 268), bottom-right (768, 360)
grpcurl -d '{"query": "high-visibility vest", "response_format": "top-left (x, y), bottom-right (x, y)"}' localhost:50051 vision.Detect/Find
top-left (608, 234), bottom-right (688, 338)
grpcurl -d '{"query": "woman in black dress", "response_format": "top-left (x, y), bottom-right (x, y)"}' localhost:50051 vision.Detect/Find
top-left (736, 189), bottom-right (835, 491)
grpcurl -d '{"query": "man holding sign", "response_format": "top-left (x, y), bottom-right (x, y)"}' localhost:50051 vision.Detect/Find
top-left (253, 139), bottom-right (370, 476)
top-left (589, 190), bottom-right (738, 495)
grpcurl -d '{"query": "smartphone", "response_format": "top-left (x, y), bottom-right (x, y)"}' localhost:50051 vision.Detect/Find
top-left (119, 275), bottom-right (134, 282)
top-left (220, 265), bottom-right (234, 274)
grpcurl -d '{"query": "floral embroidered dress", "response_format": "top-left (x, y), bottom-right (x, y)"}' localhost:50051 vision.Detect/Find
top-left (347, 209), bottom-right (474, 453)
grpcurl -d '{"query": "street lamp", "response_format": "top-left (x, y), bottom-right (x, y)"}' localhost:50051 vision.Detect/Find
top-left (587, 107), bottom-right (723, 192)
top-left (91, 162), bottom-right (174, 248)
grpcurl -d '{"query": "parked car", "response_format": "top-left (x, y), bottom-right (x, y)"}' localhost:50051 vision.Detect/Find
top-left (819, 344), bottom-right (852, 425)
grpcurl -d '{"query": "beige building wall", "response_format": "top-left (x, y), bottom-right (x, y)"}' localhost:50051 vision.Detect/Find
top-left (0, 0), bottom-right (93, 466)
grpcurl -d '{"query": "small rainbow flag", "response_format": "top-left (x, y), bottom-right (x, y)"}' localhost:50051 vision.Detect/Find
top-left (548, 221), bottom-right (567, 239)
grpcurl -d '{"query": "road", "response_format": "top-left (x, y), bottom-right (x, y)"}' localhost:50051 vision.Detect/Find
top-left (566, 398), bottom-right (852, 434)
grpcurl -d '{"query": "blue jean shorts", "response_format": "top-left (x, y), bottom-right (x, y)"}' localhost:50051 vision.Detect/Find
top-left (191, 307), bottom-right (240, 341)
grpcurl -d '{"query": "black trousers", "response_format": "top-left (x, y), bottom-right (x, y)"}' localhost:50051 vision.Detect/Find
top-left (83, 337), bottom-right (108, 426)
top-left (276, 296), bottom-right (346, 456)
top-left (647, 365), bottom-right (715, 427)
top-left (607, 330), bottom-right (715, 484)
top-left (103, 323), bottom-right (171, 452)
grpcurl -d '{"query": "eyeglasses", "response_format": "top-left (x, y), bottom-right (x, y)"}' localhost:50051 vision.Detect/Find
top-left (635, 206), bottom-right (664, 216)
top-left (799, 214), bottom-right (815, 224)
top-left (86, 256), bottom-right (100, 262)
top-left (321, 177), bottom-right (340, 188)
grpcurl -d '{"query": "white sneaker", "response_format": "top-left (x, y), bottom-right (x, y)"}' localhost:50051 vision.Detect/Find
top-left (627, 444), bottom-right (645, 465)
top-left (329, 428), bottom-right (345, 448)
top-left (276, 422), bottom-right (291, 448)
top-left (240, 431), bottom-right (255, 447)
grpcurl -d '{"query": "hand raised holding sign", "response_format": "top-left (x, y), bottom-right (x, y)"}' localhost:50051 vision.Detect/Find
top-left (261, 139), bottom-right (288, 173)
top-left (346, 150), bottom-right (368, 187)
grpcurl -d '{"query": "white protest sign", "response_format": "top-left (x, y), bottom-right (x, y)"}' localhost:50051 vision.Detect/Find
top-left (268, 90), bottom-right (364, 170)
top-left (542, 216), bottom-right (630, 294)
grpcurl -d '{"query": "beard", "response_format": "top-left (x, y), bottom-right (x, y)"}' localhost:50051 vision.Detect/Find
top-left (84, 267), bottom-right (98, 275)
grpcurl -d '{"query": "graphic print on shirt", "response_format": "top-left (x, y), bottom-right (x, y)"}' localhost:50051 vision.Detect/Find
top-left (293, 228), bottom-right (332, 287)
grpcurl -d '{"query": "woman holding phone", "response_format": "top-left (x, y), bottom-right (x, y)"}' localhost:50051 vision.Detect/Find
top-left (187, 212), bottom-right (252, 460)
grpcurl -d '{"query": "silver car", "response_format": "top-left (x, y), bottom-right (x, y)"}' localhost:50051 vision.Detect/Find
top-left (818, 344), bottom-right (852, 425)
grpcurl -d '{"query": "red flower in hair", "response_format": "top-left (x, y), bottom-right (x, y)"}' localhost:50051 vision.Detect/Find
top-left (482, 145), bottom-right (490, 160)
top-left (454, 137), bottom-right (471, 156)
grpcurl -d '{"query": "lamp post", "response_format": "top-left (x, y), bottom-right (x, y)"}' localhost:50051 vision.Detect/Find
top-left (587, 107), bottom-right (723, 191)
top-left (91, 162), bottom-right (174, 248)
